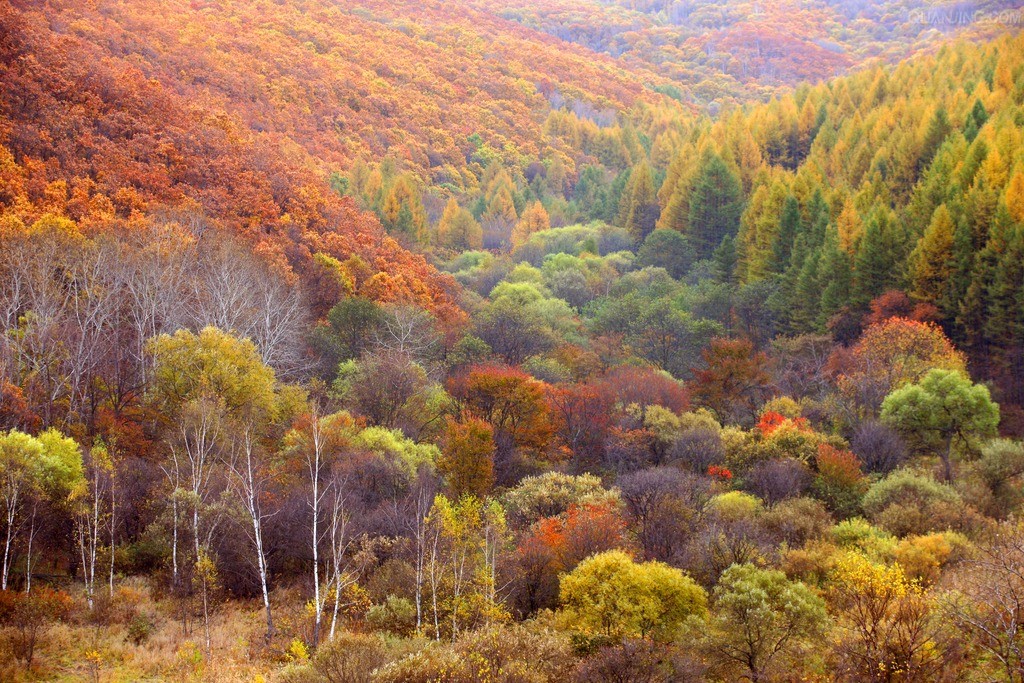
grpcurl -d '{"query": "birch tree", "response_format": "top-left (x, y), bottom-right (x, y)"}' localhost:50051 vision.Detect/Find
top-left (224, 419), bottom-right (278, 644)
top-left (148, 326), bottom-right (278, 651)
top-left (76, 443), bottom-right (113, 610)
top-left (0, 429), bottom-right (82, 592)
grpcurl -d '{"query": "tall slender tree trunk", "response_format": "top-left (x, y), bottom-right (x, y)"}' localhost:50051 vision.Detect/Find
top-left (193, 503), bottom-right (211, 653)
top-left (24, 502), bottom-right (36, 593)
top-left (308, 414), bottom-right (325, 649)
top-left (2, 487), bottom-right (20, 591)
top-left (108, 477), bottom-right (116, 598)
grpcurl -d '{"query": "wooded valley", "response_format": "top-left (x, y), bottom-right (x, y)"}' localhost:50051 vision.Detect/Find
top-left (1, 0), bottom-right (1024, 680)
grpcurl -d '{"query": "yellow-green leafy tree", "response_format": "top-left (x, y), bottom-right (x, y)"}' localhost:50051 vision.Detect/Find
top-left (559, 549), bottom-right (707, 641)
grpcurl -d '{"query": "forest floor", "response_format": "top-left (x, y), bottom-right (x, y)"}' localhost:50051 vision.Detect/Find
top-left (0, 578), bottom-right (302, 682)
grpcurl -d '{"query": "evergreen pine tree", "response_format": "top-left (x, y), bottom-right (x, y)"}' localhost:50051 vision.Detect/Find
top-left (817, 230), bottom-right (853, 329)
top-left (984, 224), bottom-right (1024, 402)
top-left (805, 189), bottom-right (830, 252)
top-left (853, 214), bottom-right (899, 307)
top-left (950, 218), bottom-right (975, 323)
top-left (963, 99), bottom-right (989, 141)
top-left (919, 107), bottom-right (952, 172)
top-left (713, 234), bottom-right (739, 284)
top-left (791, 250), bottom-right (821, 333)
top-left (688, 151), bottom-right (744, 259)
top-left (771, 194), bottom-right (801, 272)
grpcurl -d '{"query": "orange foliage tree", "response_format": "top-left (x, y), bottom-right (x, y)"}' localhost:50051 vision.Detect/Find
top-left (835, 318), bottom-right (967, 414)
top-left (448, 365), bottom-right (554, 484)
top-left (693, 338), bottom-right (774, 426)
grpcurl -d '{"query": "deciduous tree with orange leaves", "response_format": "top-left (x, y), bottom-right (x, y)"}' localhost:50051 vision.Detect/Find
top-left (692, 338), bottom-right (774, 426)
top-left (438, 416), bottom-right (496, 499)
top-left (836, 318), bottom-right (967, 414)
top-left (448, 365), bottom-right (554, 485)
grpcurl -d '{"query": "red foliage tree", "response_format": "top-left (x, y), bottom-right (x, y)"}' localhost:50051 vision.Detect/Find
top-left (545, 382), bottom-right (614, 463)
top-left (692, 338), bottom-right (774, 425)
top-left (512, 501), bottom-right (628, 615)
top-left (0, 381), bottom-right (41, 433)
top-left (863, 290), bottom-right (941, 328)
top-left (756, 411), bottom-right (810, 436)
top-left (598, 366), bottom-right (690, 415)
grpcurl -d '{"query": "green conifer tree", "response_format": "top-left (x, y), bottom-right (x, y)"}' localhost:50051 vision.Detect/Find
top-left (688, 151), bottom-right (744, 259)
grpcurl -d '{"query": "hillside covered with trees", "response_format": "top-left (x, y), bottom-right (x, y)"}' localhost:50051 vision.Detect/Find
top-left (1, 0), bottom-right (1024, 680)
top-left (475, 0), bottom-right (1024, 102)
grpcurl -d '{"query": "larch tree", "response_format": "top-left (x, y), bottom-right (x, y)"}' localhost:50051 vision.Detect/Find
top-left (1005, 171), bottom-right (1024, 223)
top-left (382, 173), bottom-right (429, 244)
top-left (436, 198), bottom-right (483, 251)
top-left (910, 204), bottom-right (956, 312)
top-left (618, 160), bottom-right (659, 241)
top-left (511, 201), bottom-right (551, 248)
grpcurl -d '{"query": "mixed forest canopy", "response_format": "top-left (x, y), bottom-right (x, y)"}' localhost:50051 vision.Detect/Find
top-left (1, 0), bottom-right (1024, 680)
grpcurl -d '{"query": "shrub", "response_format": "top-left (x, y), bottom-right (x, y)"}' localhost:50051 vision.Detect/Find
top-left (744, 458), bottom-right (811, 505)
top-left (762, 497), bottom-right (833, 546)
top-left (0, 587), bottom-right (73, 669)
top-left (375, 624), bottom-right (573, 683)
top-left (559, 550), bottom-right (708, 641)
top-left (850, 420), bottom-right (907, 474)
top-left (862, 469), bottom-right (965, 536)
top-left (501, 472), bottom-right (618, 527)
top-left (671, 428), bottom-right (725, 473)
top-left (779, 541), bottom-right (842, 586)
top-left (367, 595), bottom-right (417, 637)
top-left (976, 439), bottom-right (1024, 517)
top-left (758, 421), bottom-right (842, 464)
top-left (636, 229), bottom-right (695, 279)
top-left (894, 531), bottom-right (969, 585)
top-left (573, 639), bottom-right (706, 683)
top-left (830, 518), bottom-right (897, 562)
top-left (126, 613), bottom-right (155, 645)
top-left (281, 632), bottom-right (389, 683)
top-left (707, 491), bottom-right (763, 523)
top-left (811, 444), bottom-right (868, 518)
top-left (760, 396), bottom-right (802, 419)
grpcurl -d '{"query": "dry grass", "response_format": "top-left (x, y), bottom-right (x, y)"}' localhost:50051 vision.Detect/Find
top-left (0, 578), bottom-right (315, 682)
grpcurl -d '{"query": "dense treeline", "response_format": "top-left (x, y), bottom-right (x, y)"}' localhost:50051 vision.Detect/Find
top-left (477, 0), bottom-right (1021, 102)
top-left (359, 30), bottom-right (1024, 427)
top-left (2, 0), bottom-right (1024, 680)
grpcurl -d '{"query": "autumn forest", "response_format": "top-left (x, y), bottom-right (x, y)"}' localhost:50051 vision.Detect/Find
top-left (2, 0), bottom-right (1024, 680)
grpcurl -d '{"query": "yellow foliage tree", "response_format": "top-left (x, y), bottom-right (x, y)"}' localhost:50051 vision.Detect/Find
top-left (436, 198), bottom-right (483, 250)
top-left (511, 201), bottom-right (550, 247)
top-left (381, 173), bottom-right (428, 243)
top-left (1005, 171), bottom-right (1024, 223)
top-left (910, 204), bottom-right (955, 305)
